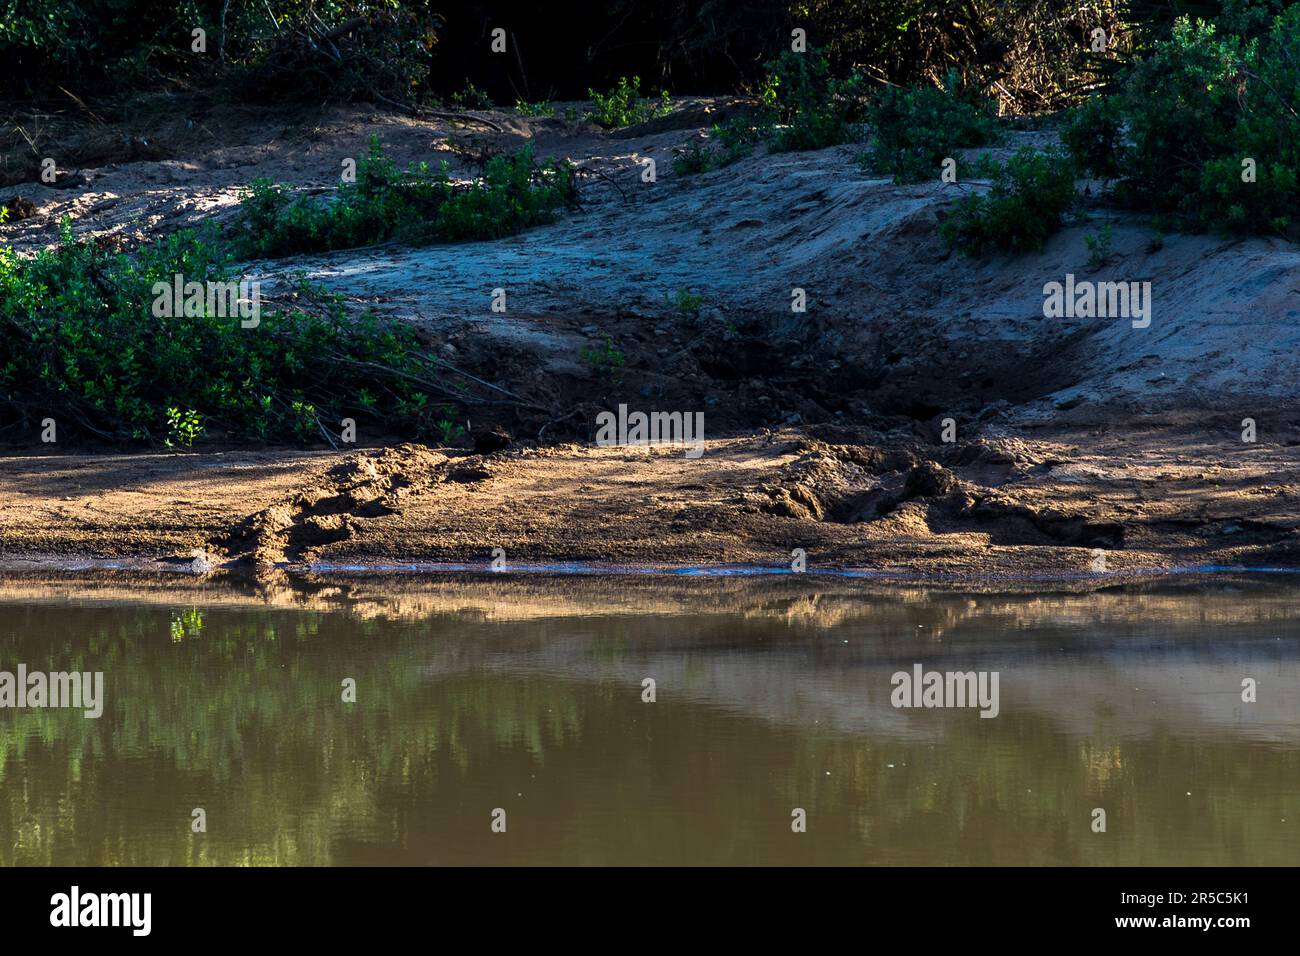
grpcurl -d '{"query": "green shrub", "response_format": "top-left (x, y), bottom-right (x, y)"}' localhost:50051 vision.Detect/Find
top-left (713, 116), bottom-right (764, 164)
top-left (665, 288), bottom-right (703, 318)
top-left (762, 49), bottom-right (867, 152)
top-left (587, 76), bottom-right (671, 128)
top-left (1107, 10), bottom-right (1300, 233)
top-left (449, 82), bottom-right (494, 110)
top-left (863, 70), bottom-right (1000, 181)
top-left (1060, 94), bottom-right (1126, 180)
top-left (1195, 157), bottom-right (1296, 232)
top-left (1216, 0), bottom-right (1290, 39)
top-left (672, 117), bottom-right (766, 176)
top-left (229, 137), bottom-right (576, 258)
top-left (0, 223), bottom-right (465, 445)
top-left (1117, 18), bottom-right (1242, 213)
top-left (0, 1), bottom-right (443, 101)
top-left (940, 148), bottom-right (1078, 254)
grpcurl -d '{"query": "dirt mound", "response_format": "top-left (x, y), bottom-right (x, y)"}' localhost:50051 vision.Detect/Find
top-left (213, 443), bottom-right (482, 565)
top-left (1, 195), bottom-right (35, 220)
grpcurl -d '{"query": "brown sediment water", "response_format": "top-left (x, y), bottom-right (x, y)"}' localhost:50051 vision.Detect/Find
top-left (0, 572), bottom-right (1296, 865)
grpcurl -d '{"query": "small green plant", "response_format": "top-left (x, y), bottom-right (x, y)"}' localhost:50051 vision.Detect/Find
top-left (433, 417), bottom-right (464, 445)
top-left (672, 140), bottom-right (714, 176)
top-left (665, 288), bottom-right (703, 318)
top-left (449, 81), bottom-right (493, 110)
top-left (940, 148), bottom-right (1078, 254)
top-left (164, 407), bottom-right (204, 448)
top-left (580, 333), bottom-right (625, 385)
top-left (1085, 222), bottom-right (1114, 267)
top-left (863, 71), bottom-right (1000, 182)
top-left (672, 118), bottom-right (763, 176)
top-left (587, 76), bottom-right (671, 128)
top-left (514, 99), bottom-right (555, 117)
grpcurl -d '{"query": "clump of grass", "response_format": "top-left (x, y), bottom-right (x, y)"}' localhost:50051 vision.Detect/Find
top-left (587, 76), bottom-right (671, 128)
top-left (939, 148), bottom-right (1078, 254)
top-left (228, 137), bottom-right (576, 258)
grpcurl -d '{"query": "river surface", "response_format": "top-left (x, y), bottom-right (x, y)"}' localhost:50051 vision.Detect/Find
top-left (0, 573), bottom-right (1297, 865)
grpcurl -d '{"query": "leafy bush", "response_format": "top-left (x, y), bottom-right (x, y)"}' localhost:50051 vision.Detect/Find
top-left (0, 223), bottom-right (466, 445)
top-left (1079, 8), bottom-right (1300, 234)
top-left (449, 82), bottom-right (493, 110)
top-left (229, 137), bottom-right (576, 258)
top-left (1116, 18), bottom-right (1242, 213)
top-left (587, 76), bottom-right (671, 128)
top-left (1195, 157), bottom-right (1297, 233)
top-left (1060, 94), bottom-right (1126, 180)
top-left (863, 71), bottom-right (1001, 181)
top-left (940, 148), bottom-right (1078, 254)
top-left (763, 49), bottom-right (867, 152)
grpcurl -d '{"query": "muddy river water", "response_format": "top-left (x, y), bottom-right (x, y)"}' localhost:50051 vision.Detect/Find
top-left (0, 573), bottom-right (1297, 865)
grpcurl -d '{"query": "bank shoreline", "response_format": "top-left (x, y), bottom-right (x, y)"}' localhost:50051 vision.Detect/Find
top-left (2, 419), bottom-right (1299, 589)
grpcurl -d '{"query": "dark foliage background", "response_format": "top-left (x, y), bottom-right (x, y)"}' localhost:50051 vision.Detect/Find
top-left (0, 1), bottom-right (1286, 107)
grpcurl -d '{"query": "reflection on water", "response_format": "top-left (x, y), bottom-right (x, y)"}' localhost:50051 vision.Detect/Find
top-left (0, 573), bottom-right (1297, 865)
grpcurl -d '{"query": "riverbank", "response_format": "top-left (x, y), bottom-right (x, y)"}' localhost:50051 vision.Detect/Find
top-left (2, 413), bottom-right (1298, 583)
top-left (3, 101), bottom-right (1298, 583)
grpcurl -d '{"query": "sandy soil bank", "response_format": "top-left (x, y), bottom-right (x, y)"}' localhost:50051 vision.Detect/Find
top-left (2, 100), bottom-right (1298, 582)
top-left (2, 414), bottom-right (1299, 582)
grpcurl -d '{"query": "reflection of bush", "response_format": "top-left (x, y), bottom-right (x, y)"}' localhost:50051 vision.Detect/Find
top-left (2, 594), bottom-right (1298, 865)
